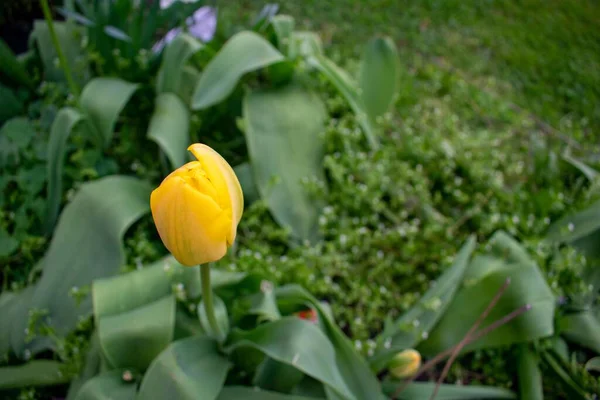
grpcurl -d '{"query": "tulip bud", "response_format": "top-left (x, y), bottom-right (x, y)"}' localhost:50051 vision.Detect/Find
top-left (389, 349), bottom-right (421, 379)
top-left (150, 144), bottom-right (244, 266)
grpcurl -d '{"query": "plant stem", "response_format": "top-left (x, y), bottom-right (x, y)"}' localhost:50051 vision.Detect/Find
top-left (200, 264), bottom-right (222, 338)
top-left (39, 0), bottom-right (80, 98)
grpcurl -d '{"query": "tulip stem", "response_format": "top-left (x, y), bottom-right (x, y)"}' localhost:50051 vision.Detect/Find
top-left (201, 264), bottom-right (222, 338)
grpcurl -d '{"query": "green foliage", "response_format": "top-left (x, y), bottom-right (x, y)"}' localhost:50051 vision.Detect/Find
top-left (243, 83), bottom-right (327, 243)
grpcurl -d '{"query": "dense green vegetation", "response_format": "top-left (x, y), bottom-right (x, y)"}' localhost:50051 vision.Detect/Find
top-left (1, 0), bottom-right (600, 399)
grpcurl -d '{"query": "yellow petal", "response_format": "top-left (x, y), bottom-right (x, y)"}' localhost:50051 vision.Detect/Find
top-left (188, 144), bottom-right (244, 244)
top-left (150, 175), bottom-right (231, 266)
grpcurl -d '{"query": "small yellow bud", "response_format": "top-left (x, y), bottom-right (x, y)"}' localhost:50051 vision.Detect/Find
top-left (389, 349), bottom-right (421, 379)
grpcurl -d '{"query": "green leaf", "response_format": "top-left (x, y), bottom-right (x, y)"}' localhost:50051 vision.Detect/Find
top-left (74, 370), bottom-right (137, 400)
top-left (32, 21), bottom-right (87, 84)
top-left (234, 162), bottom-right (260, 205)
top-left (558, 310), bottom-right (600, 354)
top-left (419, 232), bottom-right (555, 355)
top-left (563, 152), bottom-right (599, 181)
top-left (516, 345), bottom-right (543, 400)
top-left (0, 361), bottom-right (70, 389)
top-left (547, 199), bottom-right (600, 259)
top-left (309, 55), bottom-right (378, 149)
top-left (226, 317), bottom-right (355, 400)
top-left (192, 31), bottom-right (284, 110)
top-left (359, 36), bottom-right (399, 119)
top-left (243, 83), bottom-right (326, 242)
top-left (382, 381), bottom-right (516, 399)
top-left (96, 295), bottom-right (175, 371)
top-left (540, 348), bottom-right (588, 399)
top-left (138, 336), bottom-right (231, 400)
top-left (80, 78), bottom-right (138, 147)
top-left (0, 84), bottom-right (23, 124)
top-left (6, 176), bottom-right (152, 356)
top-left (45, 107), bottom-right (86, 232)
top-left (0, 38), bottom-right (33, 88)
top-left (93, 257), bottom-right (179, 371)
top-left (157, 33), bottom-right (203, 96)
top-left (371, 236), bottom-right (476, 371)
top-left (218, 386), bottom-right (318, 400)
top-left (271, 15), bottom-right (295, 55)
top-left (254, 357), bottom-right (304, 393)
top-left (0, 225), bottom-right (19, 257)
top-left (585, 356), bottom-right (600, 372)
top-left (147, 93), bottom-right (190, 168)
top-left (0, 287), bottom-right (34, 357)
top-left (247, 285), bottom-right (282, 322)
top-left (275, 286), bottom-right (383, 400)
top-left (198, 294), bottom-right (229, 343)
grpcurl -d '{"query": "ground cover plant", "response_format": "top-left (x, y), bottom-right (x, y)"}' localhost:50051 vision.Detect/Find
top-left (1, 0), bottom-right (600, 399)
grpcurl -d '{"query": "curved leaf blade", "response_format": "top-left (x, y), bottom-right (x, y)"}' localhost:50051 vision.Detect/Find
top-left (138, 336), bottom-right (231, 400)
top-left (243, 83), bottom-right (326, 242)
top-left (419, 232), bottom-right (555, 355)
top-left (80, 78), bottom-right (138, 147)
top-left (75, 370), bottom-right (137, 400)
top-left (382, 381), bottom-right (516, 399)
top-left (147, 93), bottom-right (190, 168)
top-left (516, 345), bottom-right (543, 400)
top-left (8, 176), bottom-right (152, 356)
top-left (558, 310), bottom-right (600, 354)
top-left (45, 107), bottom-right (85, 232)
top-left (0, 38), bottom-right (33, 88)
top-left (359, 36), bottom-right (399, 119)
top-left (227, 317), bottom-right (355, 400)
top-left (157, 33), bottom-right (203, 96)
top-left (192, 31), bottom-right (284, 110)
top-left (218, 386), bottom-right (317, 400)
top-left (0, 360), bottom-right (69, 389)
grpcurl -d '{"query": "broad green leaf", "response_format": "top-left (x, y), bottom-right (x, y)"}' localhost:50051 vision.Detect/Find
top-left (45, 107), bottom-right (86, 232)
top-left (226, 317), bottom-right (355, 400)
top-left (0, 287), bottom-right (34, 357)
top-left (585, 356), bottom-right (600, 372)
top-left (138, 336), bottom-right (231, 400)
top-left (0, 38), bottom-right (33, 88)
top-left (192, 31), bottom-right (284, 110)
top-left (80, 78), bottom-right (138, 147)
top-left (547, 199), bottom-right (600, 259)
top-left (254, 357), bottom-right (304, 393)
top-left (243, 83), bottom-right (326, 242)
top-left (93, 258), bottom-right (178, 371)
top-left (96, 295), bottom-right (175, 371)
top-left (275, 286), bottom-right (383, 400)
top-left (198, 294), bottom-right (229, 343)
top-left (563, 152), bottom-right (599, 181)
top-left (147, 93), bottom-right (190, 168)
top-left (75, 370), bottom-right (137, 400)
top-left (516, 345), bottom-right (543, 400)
top-left (419, 232), bottom-right (555, 355)
top-left (178, 65), bottom-right (201, 106)
top-left (218, 386), bottom-right (317, 400)
top-left (234, 162), bottom-right (260, 205)
top-left (31, 21), bottom-right (87, 83)
top-left (247, 286), bottom-right (282, 322)
top-left (0, 360), bottom-right (69, 389)
top-left (309, 55), bottom-right (378, 149)
top-left (558, 310), bottom-right (600, 354)
top-left (0, 84), bottom-right (23, 124)
top-left (371, 236), bottom-right (476, 371)
top-left (359, 36), bottom-right (399, 119)
top-left (0, 225), bottom-right (19, 257)
top-left (9, 176), bottom-right (152, 356)
top-left (382, 381), bottom-right (516, 399)
top-left (271, 15), bottom-right (295, 55)
top-left (157, 33), bottom-right (203, 95)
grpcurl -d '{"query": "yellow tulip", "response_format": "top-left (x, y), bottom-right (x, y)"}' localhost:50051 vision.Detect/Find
top-left (150, 144), bottom-right (244, 266)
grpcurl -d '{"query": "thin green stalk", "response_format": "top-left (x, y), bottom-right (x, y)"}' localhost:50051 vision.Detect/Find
top-left (39, 0), bottom-right (80, 98)
top-left (200, 264), bottom-right (222, 338)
